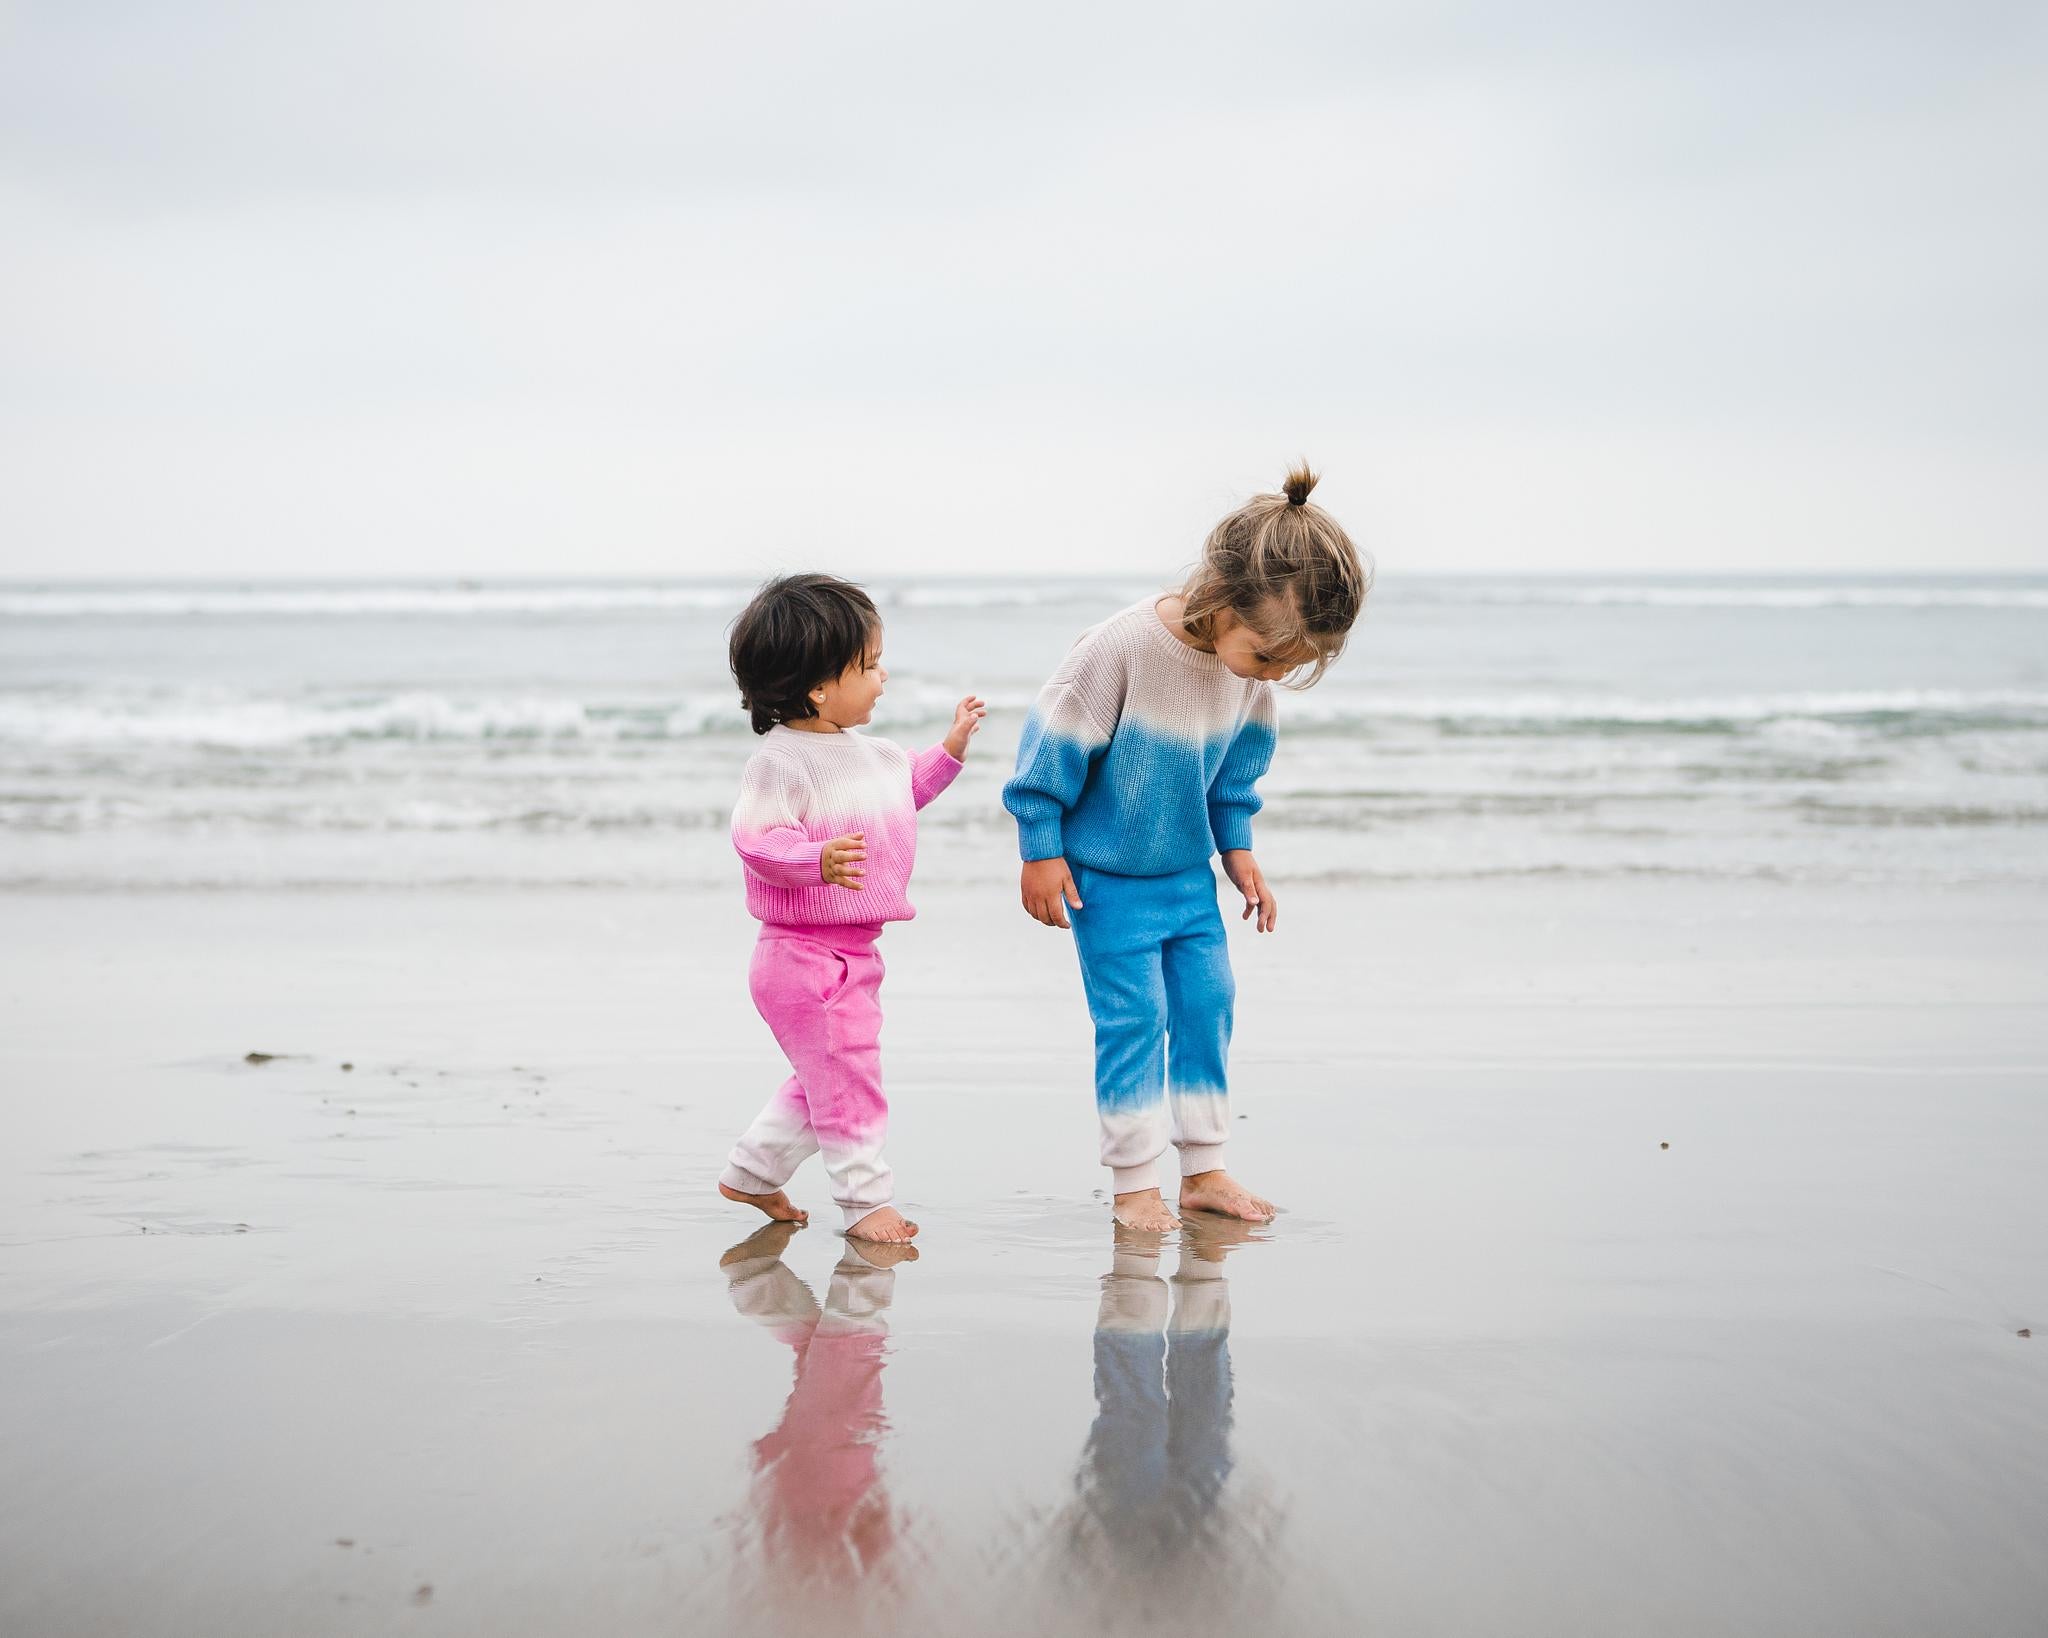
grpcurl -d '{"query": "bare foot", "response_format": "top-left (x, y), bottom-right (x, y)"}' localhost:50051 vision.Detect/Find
top-left (719, 1181), bottom-right (809, 1226)
top-left (1112, 1187), bottom-right (1181, 1232)
top-left (843, 1239), bottom-right (921, 1269)
top-left (845, 1205), bottom-right (919, 1243)
top-left (1179, 1170), bottom-right (1275, 1223)
top-left (719, 1219), bottom-right (802, 1268)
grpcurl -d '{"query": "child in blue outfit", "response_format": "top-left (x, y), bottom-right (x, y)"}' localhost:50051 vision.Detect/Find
top-left (1003, 466), bottom-right (1370, 1230)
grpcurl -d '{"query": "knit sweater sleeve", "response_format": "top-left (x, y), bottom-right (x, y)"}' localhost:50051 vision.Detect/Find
top-left (1207, 684), bottom-right (1277, 854)
top-left (731, 749), bottom-right (825, 889)
top-left (1002, 632), bottom-right (1124, 863)
top-left (909, 744), bottom-right (964, 810)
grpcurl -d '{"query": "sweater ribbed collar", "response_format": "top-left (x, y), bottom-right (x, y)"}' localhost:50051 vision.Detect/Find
top-left (1137, 596), bottom-right (1231, 676)
top-left (767, 723), bottom-right (873, 749)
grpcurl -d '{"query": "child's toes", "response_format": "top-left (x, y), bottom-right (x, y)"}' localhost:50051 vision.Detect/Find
top-left (846, 1206), bottom-right (918, 1242)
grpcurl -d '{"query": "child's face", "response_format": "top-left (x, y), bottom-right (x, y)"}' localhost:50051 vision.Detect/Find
top-left (811, 629), bottom-right (888, 729)
top-left (1212, 603), bottom-right (1317, 683)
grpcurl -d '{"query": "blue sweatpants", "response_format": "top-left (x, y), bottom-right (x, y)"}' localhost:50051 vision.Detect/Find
top-left (1069, 861), bottom-right (1234, 1193)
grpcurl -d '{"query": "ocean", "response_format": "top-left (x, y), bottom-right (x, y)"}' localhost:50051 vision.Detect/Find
top-left (3, 574), bottom-right (2045, 891)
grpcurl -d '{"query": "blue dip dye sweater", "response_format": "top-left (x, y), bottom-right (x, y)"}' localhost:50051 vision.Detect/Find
top-left (1002, 599), bottom-right (1279, 875)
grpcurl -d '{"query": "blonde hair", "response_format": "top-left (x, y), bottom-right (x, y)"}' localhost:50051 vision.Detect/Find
top-left (1180, 462), bottom-right (1371, 686)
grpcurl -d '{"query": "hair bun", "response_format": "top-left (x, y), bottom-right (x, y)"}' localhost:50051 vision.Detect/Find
top-left (1282, 463), bottom-right (1318, 507)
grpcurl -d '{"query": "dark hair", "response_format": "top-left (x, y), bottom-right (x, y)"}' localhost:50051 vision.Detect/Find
top-left (728, 574), bottom-right (880, 734)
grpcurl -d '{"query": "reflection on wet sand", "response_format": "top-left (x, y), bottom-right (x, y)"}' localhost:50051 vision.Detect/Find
top-left (719, 1222), bottom-right (917, 1605)
top-left (718, 1215), bottom-right (1309, 1633)
top-left (1053, 1216), bottom-right (1292, 1617)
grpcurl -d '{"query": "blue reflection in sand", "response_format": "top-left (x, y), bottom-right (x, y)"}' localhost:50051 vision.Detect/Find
top-left (1064, 1215), bottom-right (1277, 1584)
top-left (1080, 1225), bottom-right (1235, 1542)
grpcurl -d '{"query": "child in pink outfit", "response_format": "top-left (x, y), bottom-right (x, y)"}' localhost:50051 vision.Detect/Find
top-left (717, 573), bottom-right (984, 1242)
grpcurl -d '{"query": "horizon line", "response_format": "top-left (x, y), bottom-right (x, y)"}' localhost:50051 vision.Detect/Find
top-left (5, 567), bottom-right (2047, 587)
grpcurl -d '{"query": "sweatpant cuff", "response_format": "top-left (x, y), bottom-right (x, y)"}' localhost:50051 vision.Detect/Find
top-left (1110, 1162), bottom-right (1160, 1196)
top-left (1177, 1143), bottom-right (1227, 1178)
top-left (720, 1160), bottom-right (782, 1196)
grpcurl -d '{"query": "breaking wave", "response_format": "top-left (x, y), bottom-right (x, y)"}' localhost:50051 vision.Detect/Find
top-left (6, 686), bottom-right (2045, 750)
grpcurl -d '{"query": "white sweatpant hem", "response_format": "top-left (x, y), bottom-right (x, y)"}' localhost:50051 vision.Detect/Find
top-left (720, 1160), bottom-right (783, 1196)
top-left (1177, 1142), bottom-right (1227, 1178)
top-left (1110, 1161), bottom-right (1163, 1195)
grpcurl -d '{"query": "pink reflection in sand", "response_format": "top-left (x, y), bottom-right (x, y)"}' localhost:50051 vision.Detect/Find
top-left (721, 1226), bottom-right (915, 1592)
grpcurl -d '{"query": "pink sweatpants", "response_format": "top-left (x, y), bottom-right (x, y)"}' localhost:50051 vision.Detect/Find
top-left (721, 924), bottom-right (892, 1231)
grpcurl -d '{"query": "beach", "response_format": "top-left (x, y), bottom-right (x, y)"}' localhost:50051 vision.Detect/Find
top-left (5, 874), bottom-right (2046, 1636)
top-left (4, 574), bottom-right (2047, 1633)
top-left (10, 0), bottom-right (2047, 1621)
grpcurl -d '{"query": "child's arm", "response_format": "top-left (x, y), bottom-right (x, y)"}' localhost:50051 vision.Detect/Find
top-left (1002, 661), bottom-right (1117, 929)
top-left (1206, 690), bottom-right (1277, 857)
top-left (1003, 667), bottom-right (1116, 862)
top-left (909, 695), bottom-right (985, 810)
top-left (1211, 690), bottom-right (1280, 932)
top-left (732, 753), bottom-right (834, 889)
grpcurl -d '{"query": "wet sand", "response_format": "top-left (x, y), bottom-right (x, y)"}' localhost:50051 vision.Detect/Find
top-left (3, 879), bottom-right (2047, 1636)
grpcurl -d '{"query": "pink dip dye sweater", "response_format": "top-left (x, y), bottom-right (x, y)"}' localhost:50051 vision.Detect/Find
top-left (731, 724), bottom-right (963, 925)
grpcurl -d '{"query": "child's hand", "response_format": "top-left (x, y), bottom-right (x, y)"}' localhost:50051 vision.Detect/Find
top-left (1021, 857), bottom-right (1083, 929)
top-left (943, 695), bottom-right (987, 761)
top-left (821, 832), bottom-right (866, 889)
top-left (1220, 849), bottom-right (1276, 932)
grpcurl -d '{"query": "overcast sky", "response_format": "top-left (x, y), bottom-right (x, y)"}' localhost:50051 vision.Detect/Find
top-left (3, 1), bottom-right (2044, 579)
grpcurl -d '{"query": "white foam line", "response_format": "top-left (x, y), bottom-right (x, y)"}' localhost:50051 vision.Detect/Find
top-left (1274, 688), bottom-right (2048, 727)
top-left (1451, 586), bottom-right (2048, 609)
top-left (0, 582), bottom-right (1159, 618)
